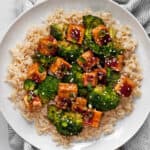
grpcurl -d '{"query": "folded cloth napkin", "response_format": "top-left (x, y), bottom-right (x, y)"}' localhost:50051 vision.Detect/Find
top-left (8, 0), bottom-right (150, 150)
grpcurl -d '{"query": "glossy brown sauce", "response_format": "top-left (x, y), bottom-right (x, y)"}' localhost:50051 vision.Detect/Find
top-left (71, 28), bottom-right (80, 42)
top-left (120, 82), bottom-right (132, 97)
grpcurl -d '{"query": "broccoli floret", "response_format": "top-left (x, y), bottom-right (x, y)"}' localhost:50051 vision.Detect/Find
top-left (58, 41), bottom-right (83, 62)
top-left (63, 64), bottom-right (83, 87)
top-left (99, 43), bottom-right (123, 57)
top-left (71, 63), bottom-right (83, 73)
top-left (84, 36), bottom-right (122, 57)
top-left (83, 15), bottom-right (104, 28)
top-left (24, 79), bottom-right (36, 91)
top-left (38, 65), bottom-right (46, 73)
top-left (33, 52), bottom-right (56, 67)
top-left (38, 76), bottom-right (59, 103)
top-left (56, 112), bottom-right (83, 136)
top-left (47, 105), bottom-right (83, 136)
top-left (50, 24), bottom-right (67, 40)
top-left (106, 68), bottom-right (120, 87)
top-left (47, 105), bottom-right (63, 125)
top-left (88, 86), bottom-right (120, 111)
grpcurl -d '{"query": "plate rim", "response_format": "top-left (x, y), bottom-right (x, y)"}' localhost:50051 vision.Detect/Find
top-left (0, 0), bottom-right (150, 150)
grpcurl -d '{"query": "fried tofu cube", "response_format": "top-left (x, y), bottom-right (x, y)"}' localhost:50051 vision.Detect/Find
top-left (90, 110), bottom-right (103, 128)
top-left (58, 83), bottom-right (78, 99)
top-left (49, 57), bottom-right (72, 78)
top-left (83, 110), bottom-right (103, 128)
top-left (24, 95), bottom-right (42, 112)
top-left (83, 72), bottom-right (98, 87)
top-left (77, 50), bottom-right (99, 71)
top-left (55, 96), bottom-right (72, 110)
top-left (32, 96), bottom-right (42, 110)
top-left (94, 68), bottom-right (106, 80)
top-left (67, 24), bottom-right (85, 44)
top-left (27, 63), bottom-right (47, 82)
top-left (92, 25), bottom-right (111, 46)
top-left (105, 55), bottom-right (124, 72)
top-left (115, 76), bottom-right (135, 97)
top-left (38, 36), bottom-right (57, 56)
top-left (72, 97), bottom-right (87, 112)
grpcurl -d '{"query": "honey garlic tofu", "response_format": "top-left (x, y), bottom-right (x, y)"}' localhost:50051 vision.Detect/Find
top-left (49, 57), bottom-right (72, 78)
top-left (58, 83), bottom-right (78, 99)
top-left (105, 55), bottom-right (124, 72)
top-left (37, 36), bottom-right (57, 56)
top-left (115, 76), bottom-right (135, 97)
top-left (94, 68), bottom-right (106, 84)
top-left (83, 109), bottom-right (103, 128)
top-left (55, 96), bottom-right (71, 110)
top-left (90, 110), bottom-right (103, 128)
top-left (72, 97), bottom-right (87, 112)
top-left (67, 24), bottom-right (85, 44)
top-left (27, 63), bottom-right (47, 83)
top-left (24, 95), bottom-right (42, 112)
top-left (77, 50), bottom-right (99, 71)
top-left (83, 72), bottom-right (98, 87)
top-left (92, 25), bottom-right (111, 46)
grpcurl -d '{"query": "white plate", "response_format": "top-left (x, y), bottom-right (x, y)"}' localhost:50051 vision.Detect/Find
top-left (0, 0), bottom-right (150, 150)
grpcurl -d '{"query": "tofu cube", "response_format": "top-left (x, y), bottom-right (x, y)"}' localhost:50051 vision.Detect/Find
top-left (115, 76), bottom-right (135, 97)
top-left (32, 96), bottom-right (42, 111)
top-left (55, 96), bottom-right (71, 110)
top-left (72, 97), bottom-right (87, 112)
top-left (67, 24), bottom-right (85, 44)
top-left (27, 63), bottom-right (47, 82)
top-left (49, 57), bottom-right (71, 78)
top-left (58, 83), bottom-right (78, 99)
top-left (94, 68), bottom-right (106, 84)
top-left (90, 110), bottom-right (103, 128)
top-left (38, 36), bottom-right (57, 56)
top-left (94, 68), bottom-right (106, 79)
top-left (92, 25), bottom-right (111, 46)
top-left (24, 95), bottom-right (42, 112)
top-left (77, 50), bottom-right (99, 71)
top-left (105, 55), bottom-right (124, 72)
top-left (83, 72), bottom-right (98, 87)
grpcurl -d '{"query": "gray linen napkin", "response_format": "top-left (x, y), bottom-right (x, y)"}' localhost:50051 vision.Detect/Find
top-left (8, 0), bottom-right (150, 150)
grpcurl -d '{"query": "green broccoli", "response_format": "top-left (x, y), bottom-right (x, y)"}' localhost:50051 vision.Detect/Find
top-left (100, 43), bottom-right (123, 57)
top-left (56, 112), bottom-right (83, 136)
top-left (33, 52), bottom-right (56, 67)
top-left (58, 41), bottom-right (83, 62)
top-left (63, 64), bottom-right (83, 87)
top-left (83, 16), bottom-right (122, 57)
top-left (47, 105), bottom-right (63, 125)
top-left (38, 76), bottom-right (59, 103)
top-left (106, 68), bottom-right (120, 87)
top-left (83, 15), bottom-right (105, 28)
top-left (38, 65), bottom-right (46, 73)
top-left (50, 23), bottom-right (67, 40)
top-left (88, 86), bottom-right (120, 111)
top-left (24, 79), bottom-right (36, 91)
top-left (83, 29), bottom-right (122, 56)
top-left (47, 105), bottom-right (83, 136)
